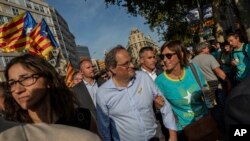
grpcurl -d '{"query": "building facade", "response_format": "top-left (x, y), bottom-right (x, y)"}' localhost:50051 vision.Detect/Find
top-left (127, 28), bottom-right (159, 66)
top-left (76, 45), bottom-right (91, 59)
top-left (91, 59), bottom-right (105, 75)
top-left (0, 52), bottom-right (23, 82)
top-left (49, 7), bottom-right (78, 68)
top-left (0, 0), bottom-right (79, 75)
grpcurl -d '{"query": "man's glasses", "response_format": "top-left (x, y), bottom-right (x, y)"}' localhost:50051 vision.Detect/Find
top-left (159, 53), bottom-right (177, 60)
top-left (117, 60), bottom-right (133, 68)
top-left (8, 74), bottom-right (41, 91)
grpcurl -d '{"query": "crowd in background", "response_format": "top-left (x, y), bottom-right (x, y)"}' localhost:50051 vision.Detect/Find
top-left (0, 30), bottom-right (250, 141)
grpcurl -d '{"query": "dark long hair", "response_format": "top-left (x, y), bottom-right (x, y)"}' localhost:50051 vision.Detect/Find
top-left (4, 54), bottom-right (77, 123)
top-left (160, 40), bottom-right (189, 68)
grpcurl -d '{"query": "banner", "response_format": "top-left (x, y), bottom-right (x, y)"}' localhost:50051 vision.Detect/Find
top-left (65, 61), bottom-right (75, 87)
top-left (28, 18), bottom-right (58, 59)
top-left (0, 11), bottom-right (36, 52)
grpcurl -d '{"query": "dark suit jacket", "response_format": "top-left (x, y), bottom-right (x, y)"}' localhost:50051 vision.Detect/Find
top-left (71, 82), bottom-right (96, 119)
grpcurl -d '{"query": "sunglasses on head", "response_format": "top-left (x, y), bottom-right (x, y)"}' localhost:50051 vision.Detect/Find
top-left (159, 53), bottom-right (177, 60)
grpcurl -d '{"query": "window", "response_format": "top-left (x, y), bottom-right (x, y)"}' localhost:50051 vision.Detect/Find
top-left (12, 8), bottom-right (19, 16)
top-left (0, 16), bottom-right (5, 24)
top-left (26, 2), bottom-right (32, 9)
top-left (34, 4), bottom-right (39, 11)
top-left (4, 57), bottom-right (11, 64)
top-left (39, 5), bottom-right (44, 13)
top-left (7, 17), bottom-right (12, 22)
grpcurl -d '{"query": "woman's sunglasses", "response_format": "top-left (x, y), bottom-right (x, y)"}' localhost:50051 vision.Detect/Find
top-left (159, 53), bottom-right (176, 60)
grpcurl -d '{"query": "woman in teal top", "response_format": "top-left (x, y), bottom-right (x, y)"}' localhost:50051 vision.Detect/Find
top-left (155, 40), bottom-right (208, 141)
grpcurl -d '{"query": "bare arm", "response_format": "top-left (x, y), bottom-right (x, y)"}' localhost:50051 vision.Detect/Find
top-left (213, 67), bottom-right (232, 92)
top-left (168, 129), bottom-right (178, 141)
top-left (213, 67), bottom-right (226, 80)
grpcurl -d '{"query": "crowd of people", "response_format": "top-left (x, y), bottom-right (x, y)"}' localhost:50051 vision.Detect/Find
top-left (0, 31), bottom-right (250, 141)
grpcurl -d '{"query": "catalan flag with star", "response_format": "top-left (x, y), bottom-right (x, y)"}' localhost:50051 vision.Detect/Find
top-left (28, 18), bottom-right (59, 59)
top-left (0, 11), bottom-right (36, 52)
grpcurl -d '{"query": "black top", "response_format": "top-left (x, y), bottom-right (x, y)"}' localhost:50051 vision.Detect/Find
top-left (55, 108), bottom-right (91, 130)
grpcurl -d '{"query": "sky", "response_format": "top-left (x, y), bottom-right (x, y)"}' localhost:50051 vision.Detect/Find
top-left (46, 0), bottom-right (163, 60)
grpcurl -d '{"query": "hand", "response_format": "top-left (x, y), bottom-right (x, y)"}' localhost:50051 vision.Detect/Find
top-left (231, 60), bottom-right (237, 66)
top-left (154, 95), bottom-right (165, 109)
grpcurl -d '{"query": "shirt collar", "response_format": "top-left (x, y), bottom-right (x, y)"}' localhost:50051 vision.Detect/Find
top-left (83, 79), bottom-right (96, 86)
top-left (141, 67), bottom-right (156, 75)
top-left (103, 74), bottom-right (137, 90)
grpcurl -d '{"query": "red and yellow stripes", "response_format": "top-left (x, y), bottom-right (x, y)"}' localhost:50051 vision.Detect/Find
top-left (28, 22), bottom-right (53, 59)
top-left (0, 13), bottom-right (27, 52)
top-left (65, 62), bottom-right (75, 87)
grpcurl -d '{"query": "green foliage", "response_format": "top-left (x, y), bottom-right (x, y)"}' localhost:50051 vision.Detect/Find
top-left (104, 0), bottom-right (210, 43)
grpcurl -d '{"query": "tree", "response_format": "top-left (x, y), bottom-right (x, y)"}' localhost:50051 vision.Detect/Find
top-left (232, 0), bottom-right (250, 42)
top-left (211, 0), bottom-right (224, 42)
top-left (104, 0), bottom-right (250, 43)
top-left (104, 0), bottom-right (211, 44)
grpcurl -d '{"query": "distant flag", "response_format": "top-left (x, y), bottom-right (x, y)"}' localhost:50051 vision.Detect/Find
top-left (28, 18), bottom-right (58, 59)
top-left (65, 61), bottom-right (75, 87)
top-left (0, 11), bottom-right (36, 52)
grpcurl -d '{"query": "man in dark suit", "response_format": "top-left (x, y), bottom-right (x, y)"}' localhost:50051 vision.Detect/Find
top-left (70, 57), bottom-right (100, 135)
top-left (71, 81), bottom-right (96, 117)
top-left (71, 57), bottom-right (97, 117)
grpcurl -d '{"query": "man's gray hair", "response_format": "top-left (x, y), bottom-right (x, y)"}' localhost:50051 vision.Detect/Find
top-left (195, 42), bottom-right (209, 53)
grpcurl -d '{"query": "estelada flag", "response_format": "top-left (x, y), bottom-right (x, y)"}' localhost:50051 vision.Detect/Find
top-left (65, 61), bottom-right (75, 87)
top-left (0, 11), bottom-right (36, 52)
top-left (28, 18), bottom-right (59, 59)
